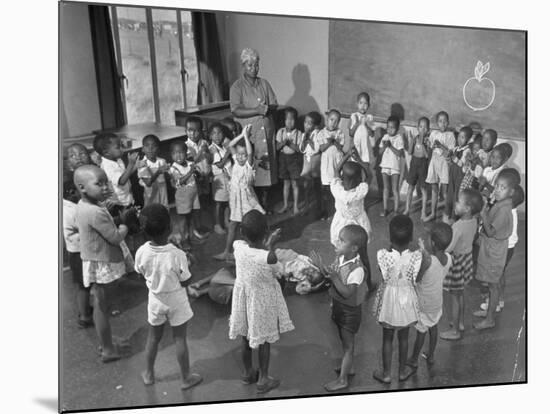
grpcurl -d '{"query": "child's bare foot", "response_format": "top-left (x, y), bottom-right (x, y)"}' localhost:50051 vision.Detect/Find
top-left (256, 377), bottom-right (280, 394)
top-left (422, 214), bottom-right (435, 223)
top-left (277, 205), bottom-right (289, 214)
top-left (421, 352), bottom-right (435, 365)
top-left (473, 318), bottom-right (495, 330)
top-left (213, 252), bottom-right (230, 261)
top-left (181, 373), bottom-right (203, 390)
top-left (398, 365), bottom-right (416, 381)
top-left (187, 286), bottom-right (200, 298)
top-left (405, 358), bottom-right (418, 370)
top-left (324, 377), bottom-right (349, 392)
top-left (334, 367), bottom-right (356, 376)
top-left (293, 206), bottom-right (300, 216)
top-left (372, 370), bottom-right (391, 384)
top-left (141, 370), bottom-right (155, 385)
top-left (214, 224), bottom-right (226, 235)
top-left (379, 209), bottom-right (390, 217)
top-left (402, 208), bottom-right (410, 216)
top-left (440, 329), bottom-right (461, 341)
top-left (241, 369), bottom-right (259, 384)
top-left (101, 349), bottom-right (121, 363)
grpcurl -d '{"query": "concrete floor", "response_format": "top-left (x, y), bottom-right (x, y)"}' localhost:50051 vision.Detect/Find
top-left (60, 197), bottom-right (526, 412)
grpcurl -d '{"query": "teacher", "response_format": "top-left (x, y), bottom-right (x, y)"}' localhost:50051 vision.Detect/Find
top-left (229, 48), bottom-right (278, 212)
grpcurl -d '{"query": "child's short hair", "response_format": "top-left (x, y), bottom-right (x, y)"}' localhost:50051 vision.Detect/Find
top-left (430, 222), bottom-right (453, 252)
top-left (241, 210), bottom-right (267, 243)
top-left (185, 116), bottom-right (203, 130)
top-left (170, 140), bottom-right (187, 153)
top-left (284, 107), bottom-right (298, 120)
top-left (142, 134), bottom-right (161, 146)
top-left (342, 161), bottom-right (362, 188)
top-left (387, 115), bottom-right (400, 129)
top-left (93, 132), bottom-right (117, 156)
top-left (460, 126), bottom-right (474, 141)
top-left (494, 143), bottom-right (513, 160)
top-left (305, 111), bottom-right (322, 128)
top-left (436, 110), bottom-right (449, 121)
top-left (63, 169), bottom-right (79, 202)
top-left (484, 128), bottom-right (498, 144)
top-left (418, 117), bottom-right (430, 128)
top-left (512, 184), bottom-right (525, 209)
top-left (208, 122), bottom-right (225, 136)
top-left (139, 203), bottom-right (171, 238)
top-left (327, 108), bottom-right (341, 119)
top-left (472, 134), bottom-right (482, 147)
top-left (357, 92), bottom-right (371, 106)
top-left (389, 214), bottom-right (413, 246)
top-left (461, 188), bottom-right (483, 215)
top-left (497, 168), bottom-right (520, 188)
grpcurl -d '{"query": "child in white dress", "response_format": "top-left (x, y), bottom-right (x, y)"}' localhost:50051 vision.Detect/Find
top-left (373, 215), bottom-right (429, 383)
top-left (378, 116), bottom-right (405, 216)
top-left (138, 135), bottom-right (169, 207)
top-left (300, 111), bottom-right (322, 211)
top-left (229, 210), bottom-right (294, 394)
top-left (214, 125), bottom-right (265, 262)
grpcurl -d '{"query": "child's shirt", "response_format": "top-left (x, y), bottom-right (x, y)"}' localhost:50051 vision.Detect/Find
top-left (482, 198), bottom-right (514, 240)
top-left (137, 157), bottom-right (167, 187)
top-left (276, 128), bottom-right (302, 155)
top-left (328, 254), bottom-right (367, 307)
top-left (134, 241), bottom-right (191, 295)
top-left (446, 217), bottom-right (478, 255)
top-left (509, 208), bottom-right (518, 249)
top-left (451, 144), bottom-right (472, 169)
top-left (411, 135), bottom-right (428, 158)
top-left (100, 157), bottom-right (134, 206)
top-left (416, 253), bottom-right (452, 317)
top-left (350, 112), bottom-right (374, 163)
top-left (379, 133), bottom-right (404, 172)
top-left (482, 164), bottom-right (506, 188)
top-left (209, 140), bottom-right (231, 176)
top-left (63, 199), bottom-right (80, 253)
top-left (229, 157), bottom-right (255, 188)
top-left (302, 129), bottom-right (320, 160)
top-left (314, 127), bottom-right (345, 185)
top-left (429, 130), bottom-right (456, 158)
top-left (169, 162), bottom-right (197, 188)
top-left (474, 149), bottom-right (491, 178)
top-left (186, 138), bottom-right (211, 175)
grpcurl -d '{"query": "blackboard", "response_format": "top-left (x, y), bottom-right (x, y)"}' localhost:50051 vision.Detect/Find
top-left (329, 21), bottom-right (526, 139)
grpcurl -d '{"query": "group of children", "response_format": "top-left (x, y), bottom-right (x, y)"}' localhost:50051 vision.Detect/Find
top-left (62, 90), bottom-right (525, 394)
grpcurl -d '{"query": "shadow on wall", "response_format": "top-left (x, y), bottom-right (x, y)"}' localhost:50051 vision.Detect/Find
top-left (505, 140), bottom-right (525, 189)
top-left (286, 64), bottom-right (321, 127)
top-left (227, 50), bottom-right (242, 84)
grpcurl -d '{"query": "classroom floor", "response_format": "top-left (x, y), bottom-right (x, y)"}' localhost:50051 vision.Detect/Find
top-left (60, 196), bottom-right (526, 412)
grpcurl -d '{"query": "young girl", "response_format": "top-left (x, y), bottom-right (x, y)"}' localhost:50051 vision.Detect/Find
top-left (439, 189), bottom-right (483, 340)
top-left (473, 170), bottom-right (517, 330)
top-left (300, 111), bottom-right (323, 211)
top-left (229, 210), bottom-right (294, 393)
top-left (74, 164), bottom-right (129, 362)
top-left (138, 134), bottom-right (169, 207)
top-left (66, 142), bottom-right (92, 172)
top-left (169, 141), bottom-right (203, 250)
top-left (209, 123), bottom-right (232, 235)
top-left (276, 107), bottom-right (303, 215)
top-left (134, 204), bottom-right (202, 390)
top-left (404, 117), bottom-right (430, 218)
top-left (444, 126), bottom-right (473, 223)
top-left (477, 129), bottom-right (498, 173)
top-left (407, 223), bottom-right (452, 369)
top-left (478, 145), bottom-right (508, 201)
top-left (315, 109), bottom-right (346, 220)
top-left (310, 225), bottom-right (369, 391)
top-left (349, 92), bottom-right (375, 169)
top-left (213, 125), bottom-right (265, 262)
top-left (378, 116), bottom-right (405, 217)
top-left (424, 111), bottom-right (456, 222)
top-left (373, 215), bottom-right (428, 383)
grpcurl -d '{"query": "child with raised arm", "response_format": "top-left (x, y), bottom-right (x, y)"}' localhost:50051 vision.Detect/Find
top-left (404, 117), bottom-right (430, 218)
top-left (478, 144), bottom-right (508, 202)
top-left (315, 109), bottom-right (346, 220)
top-left (349, 92), bottom-right (375, 170)
top-left (185, 116), bottom-right (212, 199)
top-left (229, 210), bottom-right (294, 394)
top-left (407, 223), bottom-right (452, 369)
top-left (276, 107), bottom-right (303, 215)
top-left (209, 122), bottom-right (232, 235)
top-left (74, 165), bottom-right (130, 362)
top-left (214, 125), bottom-right (265, 262)
top-left (138, 134), bottom-right (169, 207)
top-left (300, 111), bottom-right (323, 211)
top-left (378, 116), bottom-right (405, 217)
top-left (134, 204), bottom-right (202, 390)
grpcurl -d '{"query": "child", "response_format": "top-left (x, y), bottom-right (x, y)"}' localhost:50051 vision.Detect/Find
top-left (209, 123), bottom-right (232, 235)
top-left (168, 140), bottom-right (204, 250)
top-left (460, 134), bottom-right (483, 192)
top-left (445, 126), bottom-right (473, 222)
top-left (185, 116), bottom-right (212, 202)
top-left (134, 204), bottom-right (202, 389)
top-left (407, 223), bottom-right (452, 368)
top-left (229, 210), bottom-right (294, 393)
top-left (349, 92), bottom-right (375, 169)
top-left (73, 165), bottom-right (129, 362)
top-left (473, 170), bottom-right (517, 330)
top-left (65, 142), bottom-right (91, 172)
top-left (315, 109), bottom-right (346, 220)
top-left (93, 133), bottom-right (138, 215)
top-left (300, 111), bottom-right (323, 211)
top-left (478, 144), bottom-right (508, 201)
top-left (311, 225), bottom-right (369, 391)
top-left (372, 215), bottom-right (428, 383)
top-left (221, 117), bottom-right (241, 139)
top-left (214, 125), bottom-right (265, 262)
top-left (276, 107), bottom-right (303, 215)
top-left (188, 266), bottom-right (236, 305)
top-left (137, 134), bottom-right (169, 207)
top-left (439, 189), bottom-right (483, 340)
top-left (378, 116), bottom-right (405, 217)
top-left (477, 129), bottom-right (498, 173)
top-left (404, 117), bottom-right (430, 218)
top-left (424, 111), bottom-right (456, 222)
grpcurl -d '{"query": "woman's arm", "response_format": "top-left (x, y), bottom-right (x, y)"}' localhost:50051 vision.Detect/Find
top-left (231, 104), bottom-right (267, 118)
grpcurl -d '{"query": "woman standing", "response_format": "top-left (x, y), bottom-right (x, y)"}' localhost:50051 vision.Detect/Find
top-left (230, 48), bottom-right (278, 213)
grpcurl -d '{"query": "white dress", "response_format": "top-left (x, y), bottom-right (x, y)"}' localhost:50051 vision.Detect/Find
top-left (229, 241), bottom-right (294, 348)
top-left (329, 178), bottom-right (372, 246)
top-left (228, 159), bottom-right (265, 222)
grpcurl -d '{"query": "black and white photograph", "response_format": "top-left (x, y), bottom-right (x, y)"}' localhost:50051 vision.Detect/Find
top-left (54, 0), bottom-right (533, 412)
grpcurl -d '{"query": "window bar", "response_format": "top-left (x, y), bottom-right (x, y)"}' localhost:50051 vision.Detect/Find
top-left (177, 10), bottom-right (188, 109)
top-left (110, 6), bottom-right (128, 125)
top-left (146, 8), bottom-right (161, 124)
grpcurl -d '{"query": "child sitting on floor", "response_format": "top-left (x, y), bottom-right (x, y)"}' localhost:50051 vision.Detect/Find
top-left (209, 123), bottom-right (232, 235)
top-left (134, 203), bottom-right (202, 390)
top-left (137, 134), bottom-right (169, 207)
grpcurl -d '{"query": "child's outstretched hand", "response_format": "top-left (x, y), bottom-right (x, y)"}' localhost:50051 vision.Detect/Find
top-left (418, 237), bottom-right (426, 252)
top-left (266, 228), bottom-right (282, 248)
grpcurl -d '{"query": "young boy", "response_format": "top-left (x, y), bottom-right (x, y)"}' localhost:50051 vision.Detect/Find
top-left (404, 117), bottom-right (430, 218)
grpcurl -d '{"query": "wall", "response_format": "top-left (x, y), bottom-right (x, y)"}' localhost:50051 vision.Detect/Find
top-left (219, 12), bottom-right (329, 116)
top-left (60, 2), bottom-right (102, 138)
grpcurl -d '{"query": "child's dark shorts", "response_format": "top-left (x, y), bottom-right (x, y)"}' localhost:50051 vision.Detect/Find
top-left (68, 251), bottom-right (86, 289)
top-left (331, 300), bottom-right (362, 334)
top-left (407, 156), bottom-right (428, 187)
top-left (278, 152), bottom-right (303, 180)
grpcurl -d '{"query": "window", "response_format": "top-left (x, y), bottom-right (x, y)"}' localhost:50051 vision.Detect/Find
top-left (110, 7), bottom-right (198, 124)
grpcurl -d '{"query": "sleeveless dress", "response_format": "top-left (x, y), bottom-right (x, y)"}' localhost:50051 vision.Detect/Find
top-left (228, 159), bottom-right (265, 222)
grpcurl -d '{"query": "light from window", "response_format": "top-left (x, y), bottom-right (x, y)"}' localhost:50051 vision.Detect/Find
top-left (180, 11), bottom-right (198, 108)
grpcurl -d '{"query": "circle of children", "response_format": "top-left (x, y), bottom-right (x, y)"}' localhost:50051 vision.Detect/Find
top-left (63, 90), bottom-right (524, 394)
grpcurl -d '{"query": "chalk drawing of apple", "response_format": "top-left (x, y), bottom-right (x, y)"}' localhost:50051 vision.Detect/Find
top-left (463, 61), bottom-right (496, 111)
